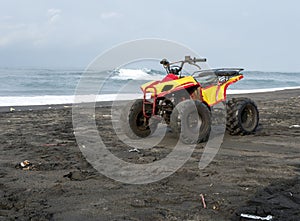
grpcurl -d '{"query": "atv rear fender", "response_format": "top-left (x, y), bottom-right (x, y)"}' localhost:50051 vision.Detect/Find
top-left (201, 75), bottom-right (243, 106)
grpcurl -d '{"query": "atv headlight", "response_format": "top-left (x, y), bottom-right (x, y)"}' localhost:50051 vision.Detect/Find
top-left (145, 93), bottom-right (152, 100)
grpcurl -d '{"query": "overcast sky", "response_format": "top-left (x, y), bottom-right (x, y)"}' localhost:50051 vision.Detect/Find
top-left (0, 0), bottom-right (299, 71)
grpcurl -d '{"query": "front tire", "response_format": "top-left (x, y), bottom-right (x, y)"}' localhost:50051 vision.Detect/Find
top-left (121, 99), bottom-right (157, 138)
top-left (170, 100), bottom-right (211, 144)
top-left (226, 98), bottom-right (259, 135)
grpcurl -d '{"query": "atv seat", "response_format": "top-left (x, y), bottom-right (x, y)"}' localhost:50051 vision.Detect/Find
top-left (194, 68), bottom-right (243, 87)
top-left (196, 68), bottom-right (244, 77)
top-left (213, 68), bottom-right (244, 76)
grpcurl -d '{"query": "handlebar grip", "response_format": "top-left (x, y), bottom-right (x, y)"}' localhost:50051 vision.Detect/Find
top-left (193, 58), bottom-right (207, 62)
top-left (160, 59), bottom-right (169, 66)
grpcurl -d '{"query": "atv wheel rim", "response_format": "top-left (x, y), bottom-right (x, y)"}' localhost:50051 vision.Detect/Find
top-left (136, 112), bottom-right (148, 131)
top-left (241, 104), bottom-right (257, 131)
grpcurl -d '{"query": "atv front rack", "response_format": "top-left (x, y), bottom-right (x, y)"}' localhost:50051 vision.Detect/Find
top-left (142, 84), bottom-right (157, 118)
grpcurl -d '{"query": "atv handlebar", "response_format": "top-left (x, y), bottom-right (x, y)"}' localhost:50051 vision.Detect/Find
top-left (160, 56), bottom-right (207, 67)
top-left (160, 56), bottom-right (207, 76)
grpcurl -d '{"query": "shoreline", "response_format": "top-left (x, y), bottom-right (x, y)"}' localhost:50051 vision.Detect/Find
top-left (1, 88), bottom-right (299, 113)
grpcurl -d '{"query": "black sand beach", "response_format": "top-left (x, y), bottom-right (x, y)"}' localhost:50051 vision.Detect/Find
top-left (0, 89), bottom-right (300, 220)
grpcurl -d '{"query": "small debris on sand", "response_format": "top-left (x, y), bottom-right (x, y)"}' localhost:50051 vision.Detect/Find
top-left (15, 160), bottom-right (35, 170)
top-left (200, 194), bottom-right (207, 209)
top-left (129, 147), bottom-right (140, 153)
top-left (289, 124), bottom-right (300, 128)
top-left (240, 214), bottom-right (273, 220)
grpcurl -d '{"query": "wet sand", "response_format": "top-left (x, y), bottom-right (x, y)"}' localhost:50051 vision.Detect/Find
top-left (0, 89), bottom-right (300, 220)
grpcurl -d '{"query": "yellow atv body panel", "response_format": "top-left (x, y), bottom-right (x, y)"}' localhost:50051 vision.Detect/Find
top-left (141, 74), bottom-right (243, 107)
top-left (201, 75), bottom-right (243, 106)
top-left (141, 76), bottom-right (198, 95)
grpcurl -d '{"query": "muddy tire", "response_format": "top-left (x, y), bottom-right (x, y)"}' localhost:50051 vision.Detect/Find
top-left (170, 100), bottom-right (211, 144)
top-left (121, 99), bottom-right (157, 138)
top-left (226, 98), bottom-right (259, 135)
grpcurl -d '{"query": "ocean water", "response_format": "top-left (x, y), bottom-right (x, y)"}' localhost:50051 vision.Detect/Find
top-left (0, 67), bottom-right (300, 106)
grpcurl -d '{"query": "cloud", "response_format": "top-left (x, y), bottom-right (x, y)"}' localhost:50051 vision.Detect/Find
top-left (47, 8), bottom-right (62, 24)
top-left (1, 15), bottom-right (13, 21)
top-left (48, 8), bottom-right (61, 16)
top-left (0, 35), bottom-right (12, 47)
top-left (100, 12), bottom-right (121, 19)
top-left (0, 23), bottom-right (45, 48)
top-left (0, 23), bottom-right (29, 47)
top-left (0, 9), bottom-right (62, 48)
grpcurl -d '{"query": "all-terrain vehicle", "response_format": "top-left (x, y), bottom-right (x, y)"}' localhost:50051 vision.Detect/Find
top-left (122, 56), bottom-right (259, 144)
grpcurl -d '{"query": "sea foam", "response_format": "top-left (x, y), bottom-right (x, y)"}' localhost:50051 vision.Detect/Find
top-left (0, 94), bottom-right (142, 107)
top-left (1, 86), bottom-right (300, 107)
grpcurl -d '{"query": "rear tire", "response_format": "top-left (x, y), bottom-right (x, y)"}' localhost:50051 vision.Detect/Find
top-left (170, 100), bottom-right (211, 144)
top-left (226, 98), bottom-right (259, 135)
top-left (121, 99), bottom-right (157, 138)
